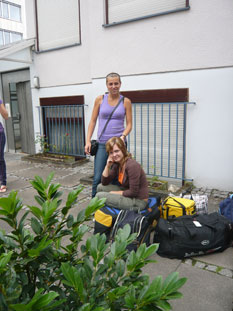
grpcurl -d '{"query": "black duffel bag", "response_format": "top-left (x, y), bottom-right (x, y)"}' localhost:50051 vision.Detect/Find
top-left (154, 212), bottom-right (232, 259)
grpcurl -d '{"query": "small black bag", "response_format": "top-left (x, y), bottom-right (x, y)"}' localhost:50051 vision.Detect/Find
top-left (90, 140), bottom-right (98, 156)
top-left (154, 212), bottom-right (232, 259)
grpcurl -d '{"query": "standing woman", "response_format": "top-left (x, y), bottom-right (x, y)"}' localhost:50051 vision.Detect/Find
top-left (0, 99), bottom-right (9, 193)
top-left (85, 73), bottom-right (132, 197)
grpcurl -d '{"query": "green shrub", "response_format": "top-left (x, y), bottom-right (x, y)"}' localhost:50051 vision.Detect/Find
top-left (0, 172), bottom-right (187, 311)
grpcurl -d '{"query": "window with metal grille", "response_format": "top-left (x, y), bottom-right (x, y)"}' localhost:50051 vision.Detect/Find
top-left (121, 89), bottom-right (191, 182)
top-left (38, 96), bottom-right (85, 157)
top-left (35, 0), bottom-right (81, 51)
top-left (128, 102), bottom-right (187, 180)
top-left (104, 0), bottom-right (189, 26)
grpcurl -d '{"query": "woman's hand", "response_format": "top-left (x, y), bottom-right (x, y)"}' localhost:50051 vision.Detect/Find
top-left (106, 154), bottom-right (114, 168)
top-left (110, 190), bottom-right (123, 195)
top-left (120, 135), bottom-right (126, 143)
top-left (85, 141), bottom-right (91, 155)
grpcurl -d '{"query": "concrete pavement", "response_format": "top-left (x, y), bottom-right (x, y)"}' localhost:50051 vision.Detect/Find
top-left (1, 152), bottom-right (233, 311)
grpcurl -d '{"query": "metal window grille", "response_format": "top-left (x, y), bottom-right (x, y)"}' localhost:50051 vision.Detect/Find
top-left (128, 102), bottom-right (194, 181)
top-left (37, 105), bottom-right (85, 157)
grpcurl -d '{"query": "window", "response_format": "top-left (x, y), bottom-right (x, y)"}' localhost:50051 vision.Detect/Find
top-left (0, 29), bottom-right (22, 46)
top-left (121, 89), bottom-right (190, 181)
top-left (11, 31), bottom-right (22, 42)
top-left (39, 96), bottom-right (85, 156)
top-left (4, 30), bottom-right (10, 44)
top-left (0, 30), bottom-right (3, 45)
top-left (36, 0), bottom-right (81, 52)
top-left (0, 1), bottom-right (21, 22)
top-left (9, 3), bottom-right (21, 22)
top-left (2, 1), bottom-right (9, 19)
top-left (104, 0), bottom-right (189, 26)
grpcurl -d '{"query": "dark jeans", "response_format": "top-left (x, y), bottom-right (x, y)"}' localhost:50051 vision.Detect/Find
top-left (0, 130), bottom-right (6, 186)
top-left (92, 143), bottom-right (108, 197)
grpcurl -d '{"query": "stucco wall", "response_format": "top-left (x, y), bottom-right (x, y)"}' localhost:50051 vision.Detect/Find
top-left (28, 0), bottom-right (233, 87)
top-left (30, 66), bottom-right (233, 191)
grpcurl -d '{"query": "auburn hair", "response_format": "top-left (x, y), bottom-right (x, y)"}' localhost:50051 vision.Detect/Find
top-left (105, 137), bottom-right (131, 165)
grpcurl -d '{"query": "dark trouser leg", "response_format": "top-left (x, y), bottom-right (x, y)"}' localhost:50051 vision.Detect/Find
top-left (92, 143), bottom-right (108, 198)
top-left (0, 131), bottom-right (6, 186)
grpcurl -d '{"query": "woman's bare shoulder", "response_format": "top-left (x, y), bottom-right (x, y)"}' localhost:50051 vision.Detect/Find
top-left (123, 96), bottom-right (132, 105)
top-left (95, 94), bottom-right (104, 105)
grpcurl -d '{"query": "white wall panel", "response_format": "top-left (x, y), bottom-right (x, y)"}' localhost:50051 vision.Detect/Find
top-left (37, 0), bottom-right (80, 51)
top-left (108, 0), bottom-right (187, 23)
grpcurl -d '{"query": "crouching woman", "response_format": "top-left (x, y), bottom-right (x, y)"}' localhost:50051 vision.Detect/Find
top-left (95, 136), bottom-right (148, 211)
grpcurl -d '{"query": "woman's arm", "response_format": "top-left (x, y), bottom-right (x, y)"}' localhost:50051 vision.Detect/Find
top-left (101, 161), bottom-right (118, 185)
top-left (0, 102), bottom-right (9, 120)
top-left (84, 95), bottom-right (102, 154)
top-left (120, 97), bottom-right (132, 141)
top-left (122, 160), bottom-right (141, 198)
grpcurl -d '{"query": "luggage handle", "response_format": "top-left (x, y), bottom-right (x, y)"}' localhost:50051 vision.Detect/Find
top-left (182, 220), bottom-right (197, 239)
top-left (163, 197), bottom-right (186, 218)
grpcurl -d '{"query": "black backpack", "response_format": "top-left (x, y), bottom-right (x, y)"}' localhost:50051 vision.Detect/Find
top-left (111, 204), bottom-right (160, 252)
top-left (154, 212), bottom-right (232, 259)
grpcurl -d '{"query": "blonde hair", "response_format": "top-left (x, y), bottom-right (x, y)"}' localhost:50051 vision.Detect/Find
top-left (106, 72), bottom-right (121, 83)
top-left (106, 137), bottom-right (131, 165)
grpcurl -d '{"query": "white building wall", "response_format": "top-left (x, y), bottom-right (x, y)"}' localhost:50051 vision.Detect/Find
top-left (16, 0), bottom-right (233, 190)
top-left (30, 66), bottom-right (233, 191)
top-left (26, 0), bottom-right (233, 87)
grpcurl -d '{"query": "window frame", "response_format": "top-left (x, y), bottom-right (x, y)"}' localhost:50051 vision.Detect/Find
top-left (0, 28), bottom-right (23, 46)
top-left (103, 0), bottom-right (190, 27)
top-left (35, 0), bottom-right (82, 53)
top-left (0, 1), bottom-right (21, 22)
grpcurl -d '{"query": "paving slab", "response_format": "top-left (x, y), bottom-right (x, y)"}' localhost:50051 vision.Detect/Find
top-left (171, 263), bottom-right (233, 311)
top-left (15, 166), bottom-right (73, 180)
top-left (194, 247), bottom-right (233, 271)
top-left (56, 172), bottom-right (87, 187)
top-left (4, 175), bottom-right (29, 192)
top-left (142, 253), bottom-right (182, 280)
top-left (6, 161), bottom-right (36, 173)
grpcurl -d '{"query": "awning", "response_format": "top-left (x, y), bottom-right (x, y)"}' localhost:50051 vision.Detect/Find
top-left (0, 38), bottom-right (35, 65)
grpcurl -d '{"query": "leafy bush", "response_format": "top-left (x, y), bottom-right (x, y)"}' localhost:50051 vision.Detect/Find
top-left (0, 172), bottom-right (187, 311)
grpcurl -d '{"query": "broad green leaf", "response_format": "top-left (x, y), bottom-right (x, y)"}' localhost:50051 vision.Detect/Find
top-left (28, 236), bottom-right (53, 257)
top-left (0, 251), bottom-right (12, 269)
top-left (31, 217), bottom-right (43, 234)
top-left (165, 277), bottom-right (187, 295)
top-left (45, 172), bottom-right (55, 189)
top-left (32, 292), bottom-right (59, 309)
top-left (156, 299), bottom-right (171, 311)
top-left (28, 205), bottom-right (42, 218)
top-left (144, 243), bottom-right (159, 259)
top-left (166, 291), bottom-right (183, 299)
top-left (85, 197), bottom-right (106, 217)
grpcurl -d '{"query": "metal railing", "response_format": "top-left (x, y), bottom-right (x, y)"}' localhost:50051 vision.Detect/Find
top-left (37, 105), bottom-right (85, 157)
top-left (128, 102), bottom-right (195, 182)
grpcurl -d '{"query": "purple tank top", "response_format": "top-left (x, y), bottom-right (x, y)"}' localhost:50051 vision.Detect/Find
top-left (97, 94), bottom-right (125, 143)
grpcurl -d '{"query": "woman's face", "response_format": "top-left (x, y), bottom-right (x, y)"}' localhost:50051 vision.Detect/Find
top-left (109, 144), bottom-right (124, 163)
top-left (106, 77), bottom-right (121, 95)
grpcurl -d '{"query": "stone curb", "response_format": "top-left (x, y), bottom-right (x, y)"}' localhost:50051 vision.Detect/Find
top-left (183, 258), bottom-right (233, 279)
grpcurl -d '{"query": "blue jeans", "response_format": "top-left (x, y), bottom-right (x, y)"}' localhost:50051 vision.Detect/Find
top-left (0, 130), bottom-right (6, 186)
top-left (92, 143), bottom-right (108, 197)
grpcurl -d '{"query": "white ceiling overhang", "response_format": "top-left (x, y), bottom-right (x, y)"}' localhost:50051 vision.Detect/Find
top-left (0, 38), bottom-right (36, 69)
